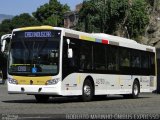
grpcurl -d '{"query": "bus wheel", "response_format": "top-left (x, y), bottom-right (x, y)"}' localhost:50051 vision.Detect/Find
top-left (123, 80), bottom-right (140, 99)
top-left (0, 71), bottom-right (4, 84)
top-left (35, 95), bottom-right (49, 103)
top-left (132, 80), bottom-right (140, 98)
top-left (81, 80), bottom-right (94, 102)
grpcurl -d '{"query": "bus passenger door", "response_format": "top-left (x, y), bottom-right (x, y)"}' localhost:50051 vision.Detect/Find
top-left (62, 37), bottom-right (80, 89)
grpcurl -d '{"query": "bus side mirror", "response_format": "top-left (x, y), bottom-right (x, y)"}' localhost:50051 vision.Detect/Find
top-left (68, 49), bottom-right (73, 58)
top-left (67, 39), bottom-right (70, 45)
top-left (1, 40), bottom-right (6, 52)
top-left (67, 39), bottom-right (73, 58)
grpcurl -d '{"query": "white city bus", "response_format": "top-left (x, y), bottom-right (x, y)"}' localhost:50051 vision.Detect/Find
top-left (7, 26), bottom-right (156, 102)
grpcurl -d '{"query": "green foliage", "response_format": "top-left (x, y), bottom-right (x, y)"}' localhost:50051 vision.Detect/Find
top-left (126, 0), bottom-right (149, 38)
top-left (11, 13), bottom-right (40, 28)
top-left (76, 0), bottom-right (149, 39)
top-left (77, 0), bottom-right (129, 33)
top-left (0, 19), bottom-right (12, 36)
top-left (0, 13), bottom-right (40, 37)
top-left (33, 0), bottom-right (70, 26)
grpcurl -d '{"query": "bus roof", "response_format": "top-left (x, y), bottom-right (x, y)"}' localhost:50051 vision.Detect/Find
top-left (91, 33), bottom-right (137, 44)
top-left (13, 26), bottom-right (54, 32)
top-left (12, 26), bottom-right (155, 52)
top-left (61, 27), bottom-right (155, 52)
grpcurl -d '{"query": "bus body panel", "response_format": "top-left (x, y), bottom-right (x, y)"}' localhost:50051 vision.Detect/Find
top-left (8, 74), bottom-right (156, 96)
top-left (61, 73), bottom-right (156, 96)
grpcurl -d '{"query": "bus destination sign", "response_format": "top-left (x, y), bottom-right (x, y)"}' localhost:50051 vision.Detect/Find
top-left (25, 31), bottom-right (52, 38)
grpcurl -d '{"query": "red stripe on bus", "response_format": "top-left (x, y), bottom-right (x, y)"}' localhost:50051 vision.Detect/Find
top-left (102, 39), bottom-right (109, 44)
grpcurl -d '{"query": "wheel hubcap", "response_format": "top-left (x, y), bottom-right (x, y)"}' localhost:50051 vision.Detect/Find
top-left (84, 85), bottom-right (91, 96)
top-left (133, 84), bottom-right (138, 95)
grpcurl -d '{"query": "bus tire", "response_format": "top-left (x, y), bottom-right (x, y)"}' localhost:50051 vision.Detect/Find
top-left (123, 80), bottom-right (140, 99)
top-left (35, 95), bottom-right (49, 103)
top-left (0, 71), bottom-right (4, 84)
top-left (81, 80), bottom-right (94, 102)
top-left (132, 80), bottom-right (140, 98)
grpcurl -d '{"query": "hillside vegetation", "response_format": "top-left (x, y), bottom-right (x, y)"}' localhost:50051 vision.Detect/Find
top-left (0, 0), bottom-right (160, 48)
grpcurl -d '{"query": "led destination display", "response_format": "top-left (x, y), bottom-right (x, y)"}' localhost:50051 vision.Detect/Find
top-left (25, 31), bottom-right (52, 38)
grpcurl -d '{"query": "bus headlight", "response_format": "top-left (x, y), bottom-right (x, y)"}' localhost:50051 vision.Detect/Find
top-left (8, 78), bottom-right (18, 84)
top-left (46, 78), bottom-right (60, 85)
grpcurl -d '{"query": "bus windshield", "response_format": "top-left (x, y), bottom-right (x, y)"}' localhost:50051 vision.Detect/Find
top-left (8, 30), bottom-right (61, 76)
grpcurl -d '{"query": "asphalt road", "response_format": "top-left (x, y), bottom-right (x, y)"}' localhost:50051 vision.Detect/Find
top-left (0, 84), bottom-right (160, 119)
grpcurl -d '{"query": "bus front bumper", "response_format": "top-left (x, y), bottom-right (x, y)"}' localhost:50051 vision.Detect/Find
top-left (8, 83), bottom-right (61, 95)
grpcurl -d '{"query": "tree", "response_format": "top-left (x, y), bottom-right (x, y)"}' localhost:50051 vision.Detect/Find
top-left (126, 0), bottom-right (149, 38)
top-left (147, 0), bottom-right (160, 12)
top-left (0, 19), bottom-right (12, 37)
top-left (77, 0), bottom-right (129, 33)
top-left (11, 13), bottom-right (40, 28)
top-left (33, 0), bottom-right (70, 26)
top-left (0, 13), bottom-right (40, 37)
top-left (76, 0), bottom-right (149, 39)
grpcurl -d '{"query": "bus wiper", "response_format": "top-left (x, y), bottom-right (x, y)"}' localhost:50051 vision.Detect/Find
top-left (20, 38), bottom-right (29, 64)
top-left (37, 39), bottom-right (48, 55)
top-left (31, 39), bottom-right (48, 65)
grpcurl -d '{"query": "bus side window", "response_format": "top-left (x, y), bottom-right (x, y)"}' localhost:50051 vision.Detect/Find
top-left (80, 54), bottom-right (85, 69)
top-left (150, 53), bottom-right (155, 75)
top-left (131, 51), bottom-right (141, 68)
top-left (120, 48), bottom-right (130, 67)
top-left (80, 41), bottom-right (92, 70)
top-left (93, 44), bottom-right (106, 70)
top-left (107, 46), bottom-right (119, 71)
top-left (141, 53), bottom-right (149, 69)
